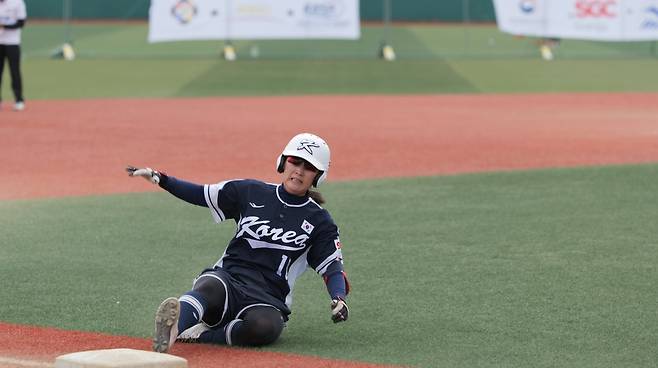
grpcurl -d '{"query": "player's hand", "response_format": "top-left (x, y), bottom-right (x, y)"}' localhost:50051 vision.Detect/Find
top-left (330, 298), bottom-right (348, 323)
top-left (126, 166), bottom-right (161, 184)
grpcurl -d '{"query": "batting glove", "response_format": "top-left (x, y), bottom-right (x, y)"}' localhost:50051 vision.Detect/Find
top-left (126, 166), bottom-right (162, 185)
top-left (330, 297), bottom-right (349, 323)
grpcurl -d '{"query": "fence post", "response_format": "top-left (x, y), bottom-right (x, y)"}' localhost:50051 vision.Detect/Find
top-left (380, 0), bottom-right (396, 60)
top-left (462, 0), bottom-right (471, 57)
top-left (222, 0), bottom-right (236, 60)
top-left (52, 0), bottom-right (75, 60)
top-left (63, 0), bottom-right (72, 43)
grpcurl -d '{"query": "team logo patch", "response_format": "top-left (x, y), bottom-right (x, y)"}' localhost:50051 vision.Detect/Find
top-left (334, 238), bottom-right (342, 249)
top-left (301, 220), bottom-right (315, 234)
top-left (297, 139), bottom-right (320, 155)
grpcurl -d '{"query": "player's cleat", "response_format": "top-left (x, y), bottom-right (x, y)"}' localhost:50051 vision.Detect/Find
top-left (177, 323), bottom-right (211, 343)
top-left (13, 102), bottom-right (25, 111)
top-left (153, 297), bottom-right (180, 353)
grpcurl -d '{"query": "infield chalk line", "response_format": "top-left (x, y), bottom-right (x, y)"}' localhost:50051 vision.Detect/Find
top-left (0, 356), bottom-right (54, 367)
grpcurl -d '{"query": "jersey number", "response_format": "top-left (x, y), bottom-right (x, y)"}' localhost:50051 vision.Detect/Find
top-left (276, 255), bottom-right (289, 278)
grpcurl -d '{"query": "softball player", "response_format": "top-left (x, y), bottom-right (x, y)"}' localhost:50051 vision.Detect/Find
top-left (127, 133), bottom-right (349, 352)
top-left (0, 0), bottom-right (26, 111)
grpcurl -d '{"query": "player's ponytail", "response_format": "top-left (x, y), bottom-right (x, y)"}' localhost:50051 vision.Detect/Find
top-left (308, 189), bottom-right (325, 205)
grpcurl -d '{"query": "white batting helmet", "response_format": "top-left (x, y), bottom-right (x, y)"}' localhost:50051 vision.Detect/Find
top-left (276, 133), bottom-right (331, 187)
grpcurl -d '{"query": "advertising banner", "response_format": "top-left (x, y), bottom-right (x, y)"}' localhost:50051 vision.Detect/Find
top-left (149, 0), bottom-right (360, 42)
top-left (493, 0), bottom-right (658, 41)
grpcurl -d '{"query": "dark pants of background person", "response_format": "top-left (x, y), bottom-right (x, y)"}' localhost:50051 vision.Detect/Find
top-left (0, 45), bottom-right (24, 103)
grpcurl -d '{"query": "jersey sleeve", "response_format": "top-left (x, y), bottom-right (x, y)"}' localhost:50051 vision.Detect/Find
top-left (18, 1), bottom-right (27, 20)
top-left (204, 180), bottom-right (242, 223)
top-left (159, 175), bottom-right (207, 207)
top-left (306, 215), bottom-right (344, 276)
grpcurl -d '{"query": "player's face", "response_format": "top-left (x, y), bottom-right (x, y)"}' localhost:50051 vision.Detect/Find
top-left (282, 156), bottom-right (318, 196)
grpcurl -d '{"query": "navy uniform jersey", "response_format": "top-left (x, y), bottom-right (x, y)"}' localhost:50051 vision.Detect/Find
top-left (203, 179), bottom-right (343, 313)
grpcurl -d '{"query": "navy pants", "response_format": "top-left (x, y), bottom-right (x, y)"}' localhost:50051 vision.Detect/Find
top-left (0, 44), bottom-right (24, 103)
top-left (188, 267), bottom-right (286, 346)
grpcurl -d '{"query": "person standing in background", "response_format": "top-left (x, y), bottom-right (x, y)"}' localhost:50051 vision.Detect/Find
top-left (0, 0), bottom-right (26, 111)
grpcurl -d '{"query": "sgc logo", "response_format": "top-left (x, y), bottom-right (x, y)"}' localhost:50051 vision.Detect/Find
top-left (575, 0), bottom-right (617, 18)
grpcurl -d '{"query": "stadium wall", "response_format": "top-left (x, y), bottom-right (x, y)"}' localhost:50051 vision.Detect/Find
top-left (25, 0), bottom-right (496, 21)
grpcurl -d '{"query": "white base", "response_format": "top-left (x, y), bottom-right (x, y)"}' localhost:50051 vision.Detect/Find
top-left (55, 348), bottom-right (188, 368)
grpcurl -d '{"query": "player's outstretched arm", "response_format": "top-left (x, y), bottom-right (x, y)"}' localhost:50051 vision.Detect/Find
top-left (125, 165), bottom-right (207, 207)
top-left (126, 166), bottom-right (163, 184)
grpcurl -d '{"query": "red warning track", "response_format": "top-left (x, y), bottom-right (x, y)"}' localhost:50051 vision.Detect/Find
top-left (1, 93), bottom-right (658, 367)
top-left (1, 93), bottom-right (657, 201)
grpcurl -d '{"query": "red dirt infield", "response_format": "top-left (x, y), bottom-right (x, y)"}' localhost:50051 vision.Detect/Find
top-left (1, 93), bottom-right (657, 201)
top-left (1, 93), bottom-right (657, 367)
top-left (0, 322), bottom-right (395, 368)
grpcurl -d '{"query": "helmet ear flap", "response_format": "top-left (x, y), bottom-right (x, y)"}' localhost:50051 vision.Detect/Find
top-left (313, 171), bottom-right (326, 187)
top-left (276, 155), bottom-right (286, 173)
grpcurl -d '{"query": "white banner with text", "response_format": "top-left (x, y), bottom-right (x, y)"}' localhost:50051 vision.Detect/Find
top-left (493, 0), bottom-right (658, 41)
top-left (149, 0), bottom-right (360, 42)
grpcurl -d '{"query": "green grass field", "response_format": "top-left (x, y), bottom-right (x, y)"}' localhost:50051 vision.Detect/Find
top-left (2, 22), bottom-right (657, 367)
top-left (2, 165), bottom-right (657, 367)
top-left (2, 22), bottom-right (657, 100)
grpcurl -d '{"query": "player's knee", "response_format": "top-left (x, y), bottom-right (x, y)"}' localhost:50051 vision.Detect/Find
top-left (236, 308), bottom-right (284, 346)
top-left (192, 275), bottom-right (227, 310)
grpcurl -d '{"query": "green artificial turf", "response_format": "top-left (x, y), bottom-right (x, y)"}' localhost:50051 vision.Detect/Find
top-left (2, 164), bottom-right (657, 367)
top-left (12, 57), bottom-right (658, 100)
top-left (3, 22), bottom-right (657, 100)
top-left (21, 23), bottom-right (658, 61)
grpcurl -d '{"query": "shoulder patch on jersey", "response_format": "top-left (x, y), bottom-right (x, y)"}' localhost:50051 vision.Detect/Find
top-left (301, 220), bottom-right (315, 234)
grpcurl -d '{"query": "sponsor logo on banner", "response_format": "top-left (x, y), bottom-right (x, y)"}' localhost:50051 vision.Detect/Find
top-left (236, 3), bottom-right (272, 17)
top-left (304, 1), bottom-right (345, 19)
top-left (519, 0), bottom-right (537, 14)
top-left (575, 0), bottom-right (616, 18)
top-left (171, 0), bottom-right (198, 24)
top-left (643, 6), bottom-right (658, 30)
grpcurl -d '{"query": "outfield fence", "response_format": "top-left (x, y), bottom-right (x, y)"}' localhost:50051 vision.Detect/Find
top-left (27, 0), bottom-right (497, 21)
top-left (22, 0), bottom-right (658, 60)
